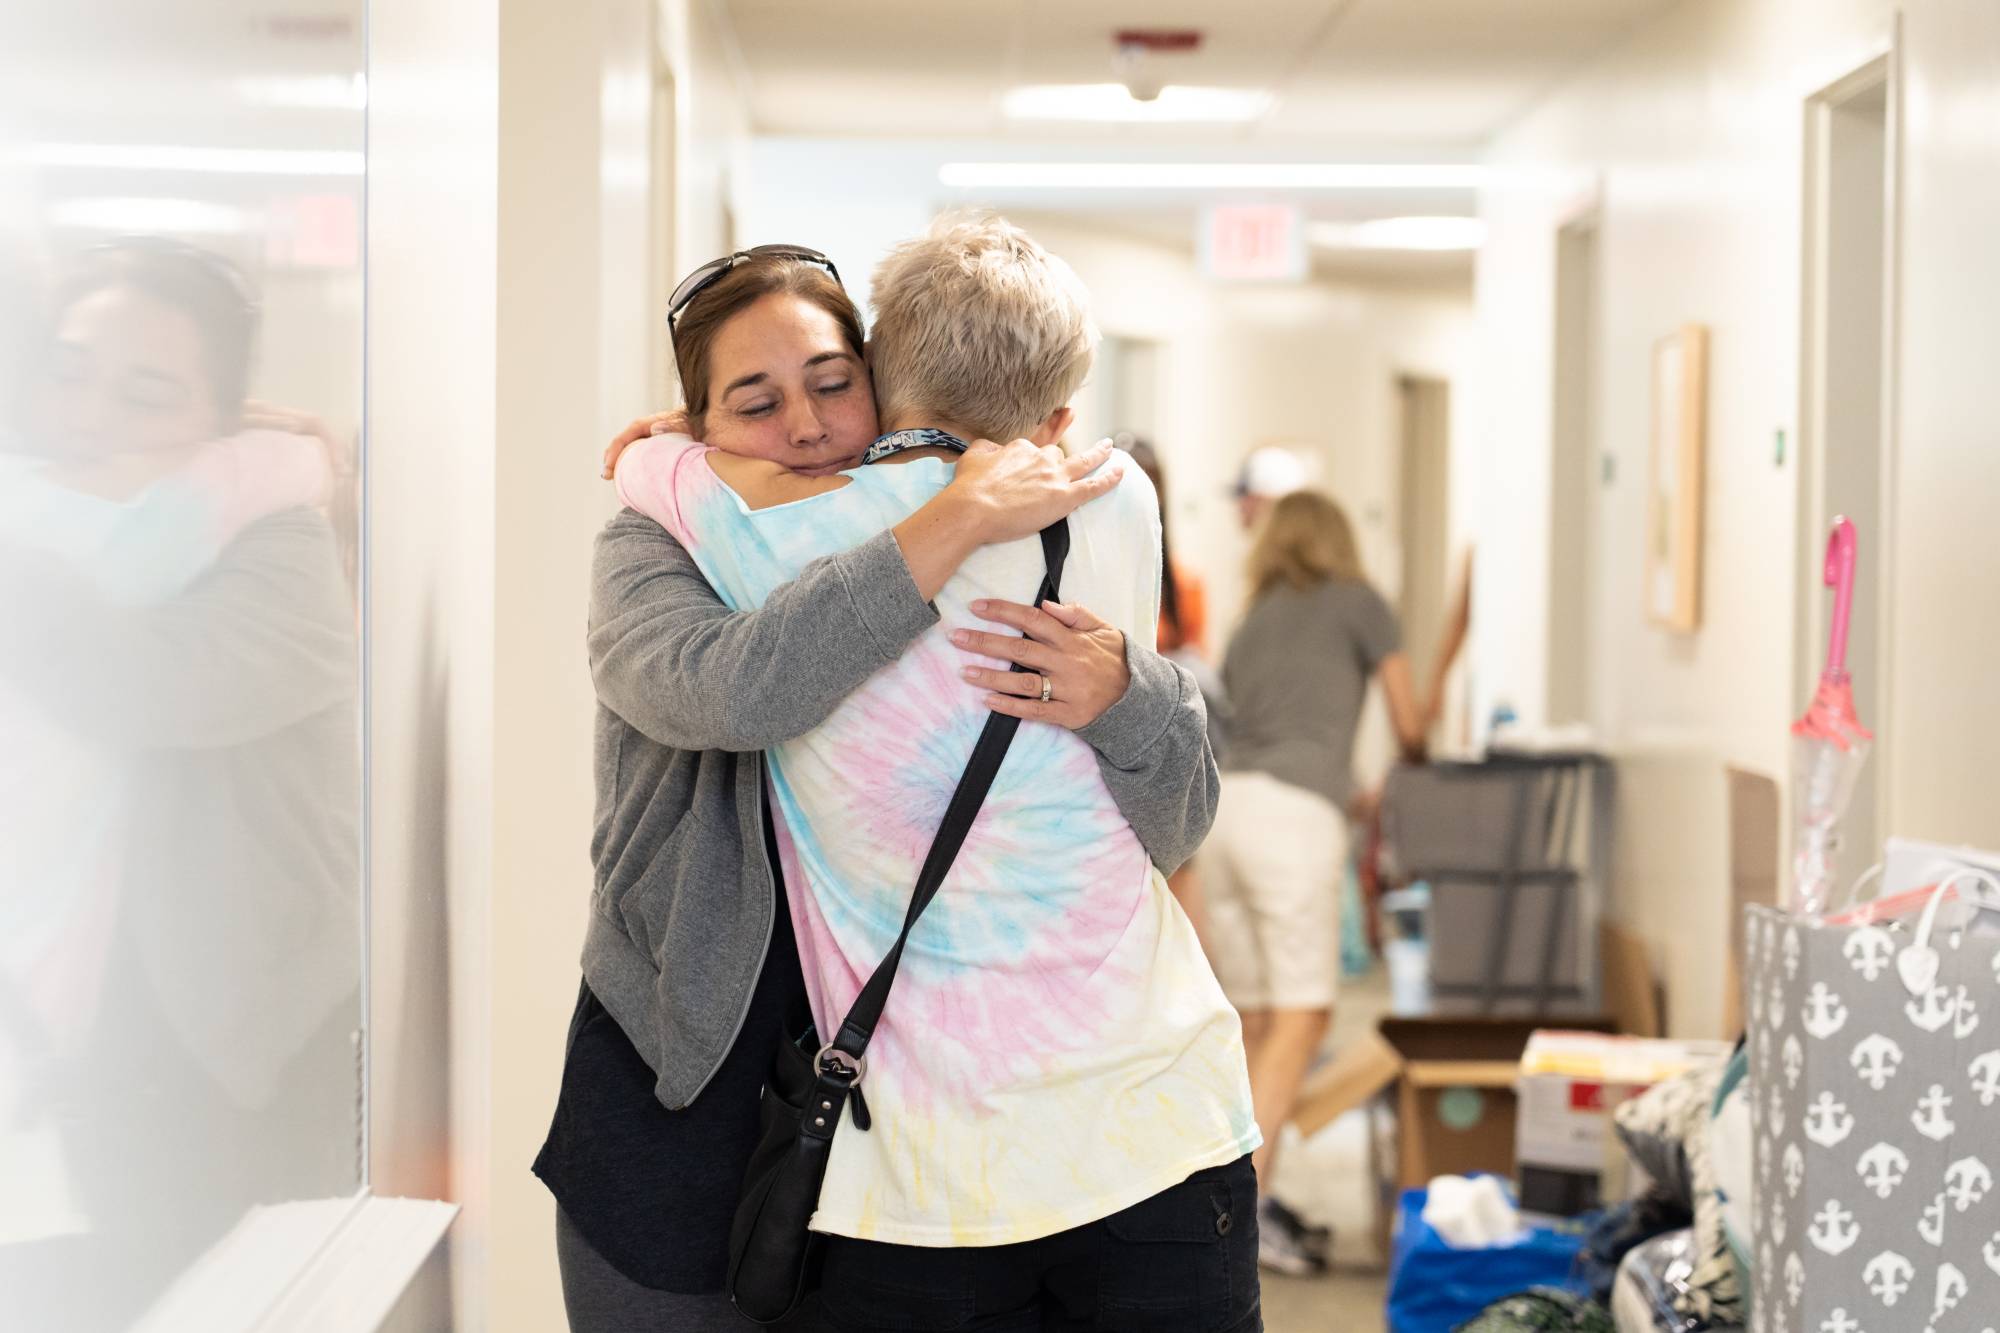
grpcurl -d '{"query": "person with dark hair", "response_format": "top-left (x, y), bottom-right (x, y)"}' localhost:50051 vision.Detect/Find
top-left (1115, 431), bottom-right (1232, 954)
top-left (35, 236), bottom-right (260, 447)
top-left (1116, 432), bottom-right (1209, 657)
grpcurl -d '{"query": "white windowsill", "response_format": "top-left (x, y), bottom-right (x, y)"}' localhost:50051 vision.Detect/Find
top-left (130, 1191), bottom-right (457, 1333)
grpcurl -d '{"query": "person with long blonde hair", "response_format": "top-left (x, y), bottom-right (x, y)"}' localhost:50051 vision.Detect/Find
top-left (1210, 487), bottom-right (1429, 1274)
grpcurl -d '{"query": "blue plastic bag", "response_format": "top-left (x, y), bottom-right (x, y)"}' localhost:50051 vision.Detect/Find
top-left (1386, 1186), bottom-right (1596, 1333)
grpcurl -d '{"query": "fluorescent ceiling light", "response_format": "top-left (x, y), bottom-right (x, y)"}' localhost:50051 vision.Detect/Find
top-left (24, 144), bottom-right (365, 177)
top-left (1002, 83), bottom-right (1272, 124)
top-left (937, 162), bottom-right (1485, 190)
top-left (232, 73), bottom-right (368, 111)
top-left (48, 196), bottom-right (249, 235)
top-left (1307, 216), bottom-right (1485, 251)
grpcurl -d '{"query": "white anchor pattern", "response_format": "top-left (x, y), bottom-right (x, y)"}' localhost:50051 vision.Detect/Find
top-left (1923, 1194), bottom-right (1949, 1248)
top-left (1748, 904), bottom-right (2000, 1331)
top-left (1853, 1033), bottom-right (1904, 1091)
top-left (1864, 1250), bottom-right (1914, 1305)
top-left (1859, 1142), bottom-right (1911, 1199)
top-left (1970, 1051), bottom-right (2000, 1107)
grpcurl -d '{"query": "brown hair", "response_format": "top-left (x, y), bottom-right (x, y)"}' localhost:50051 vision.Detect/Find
top-left (1118, 433), bottom-right (1185, 645)
top-left (670, 255), bottom-right (865, 434)
top-left (52, 238), bottom-right (261, 432)
top-left (1247, 489), bottom-right (1368, 600)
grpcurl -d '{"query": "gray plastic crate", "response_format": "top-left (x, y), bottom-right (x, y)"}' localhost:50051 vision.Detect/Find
top-left (1381, 752), bottom-right (1611, 1016)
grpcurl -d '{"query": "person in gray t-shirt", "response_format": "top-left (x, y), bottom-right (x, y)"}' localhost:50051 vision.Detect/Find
top-left (1209, 488), bottom-right (1429, 1275)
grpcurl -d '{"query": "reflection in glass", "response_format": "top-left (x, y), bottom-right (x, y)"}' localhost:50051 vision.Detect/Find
top-left (0, 4), bottom-right (366, 1327)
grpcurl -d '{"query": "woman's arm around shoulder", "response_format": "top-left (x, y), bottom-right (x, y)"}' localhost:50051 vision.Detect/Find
top-left (614, 427), bottom-right (848, 519)
top-left (590, 509), bottom-right (935, 753)
top-left (591, 421), bottom-right (1126, 753)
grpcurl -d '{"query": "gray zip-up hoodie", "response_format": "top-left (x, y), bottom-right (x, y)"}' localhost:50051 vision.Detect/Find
top-left (584, 509), bottom-right (1219, 1111)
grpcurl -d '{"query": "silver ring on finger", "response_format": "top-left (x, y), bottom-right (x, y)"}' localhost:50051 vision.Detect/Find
top-left (1038, 674), bottom-right (1053, 704)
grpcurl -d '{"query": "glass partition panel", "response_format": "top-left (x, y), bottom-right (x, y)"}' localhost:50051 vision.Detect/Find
top-left (0, 3), bottom-right (368, 1327)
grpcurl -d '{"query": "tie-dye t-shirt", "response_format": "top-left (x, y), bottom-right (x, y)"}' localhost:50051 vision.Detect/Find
top-left (616, 435), bottom-right (1258, 1246)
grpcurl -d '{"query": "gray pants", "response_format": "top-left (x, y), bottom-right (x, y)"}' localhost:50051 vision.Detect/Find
top-left (555, 1205), bottom-right (820, 1332)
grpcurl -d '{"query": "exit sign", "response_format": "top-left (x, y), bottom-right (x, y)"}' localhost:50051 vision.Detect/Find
top-left (1199, 204), bottom-right (1306, 282)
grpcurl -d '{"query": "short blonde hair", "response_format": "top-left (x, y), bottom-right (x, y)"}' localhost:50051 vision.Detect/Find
top-left (868, 212), bottom-right (1097, 441)
top-left (1247, 490), bottom-right (1368, 600)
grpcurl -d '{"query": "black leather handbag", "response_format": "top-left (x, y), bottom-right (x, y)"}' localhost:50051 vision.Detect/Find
top-left (727, 519), bottom-right (1070, 1324)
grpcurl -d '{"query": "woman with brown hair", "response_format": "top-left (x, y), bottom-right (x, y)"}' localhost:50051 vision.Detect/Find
top-left (1115, 433), bottom-right (1208, 657)
top-left (1207, 488), bottom-right (1429, 1275)
top-left (534, 245), bottom-right (1221, 1331)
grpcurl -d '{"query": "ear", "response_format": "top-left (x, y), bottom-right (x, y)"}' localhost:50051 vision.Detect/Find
top-left (1029, 405), bottom-right (1074, 448)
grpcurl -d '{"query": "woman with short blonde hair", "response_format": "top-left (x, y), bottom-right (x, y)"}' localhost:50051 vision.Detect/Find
top-left (1210, 486), bottom-right (1430, 1274)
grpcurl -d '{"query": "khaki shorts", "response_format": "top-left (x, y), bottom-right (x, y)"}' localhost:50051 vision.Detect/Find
top-left (1202, 770), bottom-right (1347, 1011)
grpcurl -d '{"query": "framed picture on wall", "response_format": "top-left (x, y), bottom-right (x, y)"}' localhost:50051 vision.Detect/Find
top-left (1646, 324), bottom-right (1708, 632)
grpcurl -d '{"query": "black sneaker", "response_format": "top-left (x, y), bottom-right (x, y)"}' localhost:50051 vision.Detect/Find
top-left (1257, 1196), bottom-right (1332, 1275)
top-left (1265, 1196), bottom-right (1333, 1250)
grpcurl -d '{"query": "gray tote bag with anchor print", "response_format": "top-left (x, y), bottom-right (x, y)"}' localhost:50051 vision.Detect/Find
top-left (1746, 872), bottom-right (2000, 1333)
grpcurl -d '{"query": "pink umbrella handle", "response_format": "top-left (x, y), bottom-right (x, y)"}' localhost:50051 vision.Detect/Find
top-left (1823, 517), bottom-right (1857, 681)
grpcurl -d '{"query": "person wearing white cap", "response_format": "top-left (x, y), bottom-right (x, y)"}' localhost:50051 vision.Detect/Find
top-left (1231, 444), bottom-right (1310, 531)
top-left (1209, 488), bottom-right (1432, 1276)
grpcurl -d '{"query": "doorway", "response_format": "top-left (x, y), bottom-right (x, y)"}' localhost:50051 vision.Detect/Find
top-left (1085, 334), bottom-right (1162, 444)
top-left (1799, 51), bottom-right (1897, 864)
top-left (1547, 214), bottom-right (1599, 728)
top-left (1398, 376), bottom-right (1452, 704)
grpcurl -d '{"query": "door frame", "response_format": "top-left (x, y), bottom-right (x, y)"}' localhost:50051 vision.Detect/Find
top-left (1547, 199), bottom-right (1602, 729)
top-left (1795, 36), bottom-right (1901, 847)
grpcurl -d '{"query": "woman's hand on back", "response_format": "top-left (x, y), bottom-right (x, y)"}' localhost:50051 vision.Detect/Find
top-left (949, 438), bottom-right (1120, 545)
top-left (602, 409), bottom-right (690, 479)
top-left (892, 438), bottom-right (1121, 601)
top-left (952, 598), bottom-right (1130, 730)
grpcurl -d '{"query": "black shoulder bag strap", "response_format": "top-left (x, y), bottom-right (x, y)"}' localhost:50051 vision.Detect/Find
top-left (816, 518), bottom-right (1070, 1110)
top-left (730, 518), bottom-right (1070, 1325)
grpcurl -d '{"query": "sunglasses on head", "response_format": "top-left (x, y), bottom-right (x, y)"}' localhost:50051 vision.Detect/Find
top-left (667, 244), bottom-right (841, 336)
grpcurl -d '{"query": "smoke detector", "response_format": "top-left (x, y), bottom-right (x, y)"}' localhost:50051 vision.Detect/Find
top-left (1112, 28), bottom-right (1202, 103)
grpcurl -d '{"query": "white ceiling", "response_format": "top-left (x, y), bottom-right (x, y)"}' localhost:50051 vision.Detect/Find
top-left (720, 0), bottom-right (1680, 149)
top-left (718, 0), bottom-right (1679, 287)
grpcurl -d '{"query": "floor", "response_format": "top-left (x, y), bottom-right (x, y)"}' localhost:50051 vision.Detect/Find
top-left (1258, 968), bottom-right (1396, 1333)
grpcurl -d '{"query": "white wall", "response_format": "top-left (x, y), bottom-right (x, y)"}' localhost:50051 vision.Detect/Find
top-left (368, 0), bottom-right (746, 1328)
top-left (1472, 0), bottom-right (1898, 771)
top-left (365, 4), bottom-right (499, 1332)
top-left (489, 1), bottom-right (656, 1328)
top-left (1469, 0), bottom-right (2000, 1032)
top-left (661, 0), bottom-right (752, 271)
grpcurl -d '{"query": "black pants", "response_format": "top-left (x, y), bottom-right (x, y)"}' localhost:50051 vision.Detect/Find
top-left (818, 1155), bottom-right (1261, 1333)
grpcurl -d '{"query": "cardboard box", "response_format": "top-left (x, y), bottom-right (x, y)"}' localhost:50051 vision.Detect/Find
top-left (1721, 766), bottom-right (1781, 1036)
top-left (1293, 1032), bottom-right (1402, 1137)
top-left (1378, 1016), bottom-right (1604, 1191)
top-left (1289, 1017), bottom-right (1622, 1260)
top-left (1514, 1031), bottom-right (1733, 1216)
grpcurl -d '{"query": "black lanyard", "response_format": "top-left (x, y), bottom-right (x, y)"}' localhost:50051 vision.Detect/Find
top-left (860, 428), bottom-right (968, 465)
